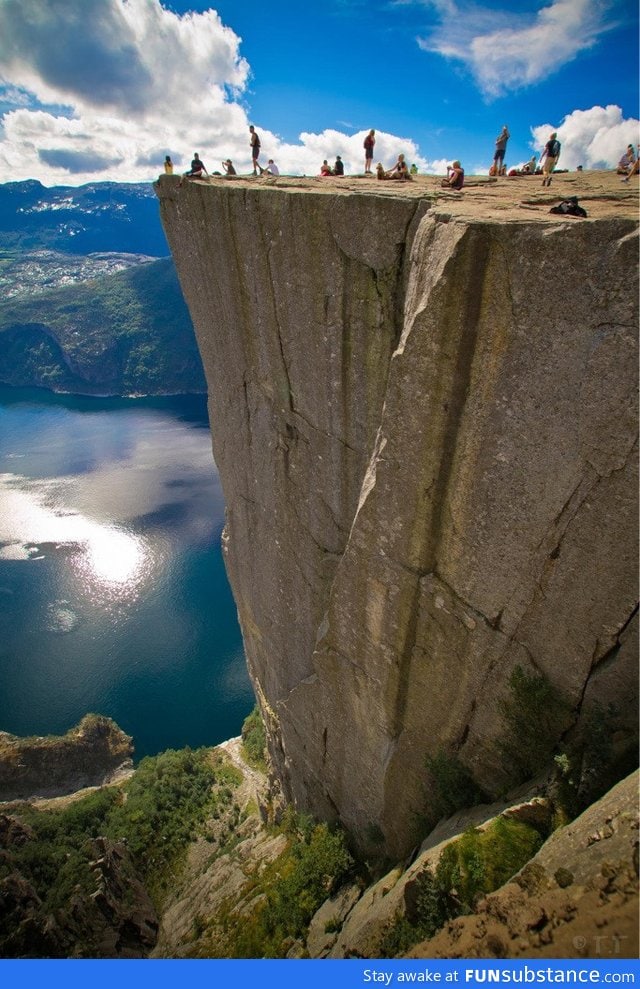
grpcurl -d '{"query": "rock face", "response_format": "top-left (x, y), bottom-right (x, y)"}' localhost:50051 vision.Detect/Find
top-left (304, 771), bottom-right (638, 959)
top-left (156, 175), bottom-right (639, 858)
top-left (406, 770), bottom-right (639, 960)
top-left (0, 715), bottom-right (133, 801)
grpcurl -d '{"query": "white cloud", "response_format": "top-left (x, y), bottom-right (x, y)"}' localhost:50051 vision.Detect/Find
top-left (0, 0), bottom-right (435, 184)
top-left (0, 0), bottom-right (249, 115)
top-left (0, 0), bottom-right (253, 184)
top-left (418, 0), bottom-right (616, 98)
top-left (531, 104), bottom-right (640, 170)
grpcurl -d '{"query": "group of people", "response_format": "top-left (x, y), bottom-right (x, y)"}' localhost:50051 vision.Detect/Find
top-left (246, 126), bottom-right (280, 176)
top-left (490, 125), bottom-right (561, 186)
top-left (167, 127), bottom-right (278, 184)
top-left (319, 156), bottom-right (344, 176)
top-left (165, 122), bottom-right (638, 190)
top-left (363, 129), bottom-right (418, 179)
top-left (493, 128), bottom-right (638, 186)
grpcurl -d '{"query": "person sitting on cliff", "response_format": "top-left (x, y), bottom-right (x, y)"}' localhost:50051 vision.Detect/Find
top-left (319, 160), bottom-right (333, 176)
top-left (259, 159), bottom-right (280, 176)
top-left (163, 155), bottom-right (174, 175)
top-left (387, 153), bottom-right (411, 180)
top-left (179, 153), bottom-right (208, 186)
top-left (333, 155), bottom-right (344, 176)
top-left (440, 161), bottom-right (464, 190)
top-left (410, 163), bottom-right (418, 176)
top-left (222, 159), bottom-right (237, 175)
top-left (621, 158), bottom-right (639, 182)
top-left (617, 145), bottom-right (636, 175)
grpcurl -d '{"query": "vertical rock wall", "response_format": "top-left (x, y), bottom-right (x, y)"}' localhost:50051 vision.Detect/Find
top-left (157, 179), bottom-right (638, 857)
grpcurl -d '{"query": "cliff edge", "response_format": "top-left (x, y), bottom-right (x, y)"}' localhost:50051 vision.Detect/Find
top-left (0, 715), bottom-right (133, 801)
top-left (156, 172), bottom-right (638, 858)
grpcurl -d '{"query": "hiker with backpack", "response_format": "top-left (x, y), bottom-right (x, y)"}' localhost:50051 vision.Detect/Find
top-left (540, 132), bottom-right (561, 187)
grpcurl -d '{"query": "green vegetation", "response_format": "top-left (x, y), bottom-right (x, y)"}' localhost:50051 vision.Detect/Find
top-left (380, 815), bottom-right (544, 957)
top-left (425, 749), bottom-right (487, 820)
top-left (9, 787), bottom-right (118, 912)
top-left (195, 810), bottom-right (354, 958)
top-left (241, 705), bottom-right (267, 771)
top-left (0, 747), bottom-right (240, 921)
top-left (437, 816), bottom-right (543, 909)
top-left (104, 748), bottom-right (240, 902)
top-left (553, 702), bottom-right (638, 823)
top-left (0, 257), bottom-right (205, 395)
top-left (496, 665), bottom-right (573, 785)
top-left (380, 866), bottom-right (445, 958)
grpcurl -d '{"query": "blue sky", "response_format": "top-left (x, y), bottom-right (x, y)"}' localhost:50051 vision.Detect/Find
top-left (0, 0), bottom-right (637, 184)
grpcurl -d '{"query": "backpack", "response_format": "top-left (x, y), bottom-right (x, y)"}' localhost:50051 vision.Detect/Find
top-left (549, 196), bottom-right (587, 218)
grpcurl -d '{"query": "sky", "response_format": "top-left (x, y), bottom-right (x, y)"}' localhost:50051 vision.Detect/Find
top-left (0, 0), bottom-right (637, 185)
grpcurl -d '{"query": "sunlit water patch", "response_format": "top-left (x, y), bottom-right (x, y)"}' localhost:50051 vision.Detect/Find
top-left (0, 387), bottom-right (253, 758)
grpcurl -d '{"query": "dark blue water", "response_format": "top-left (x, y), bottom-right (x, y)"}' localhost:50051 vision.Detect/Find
top-left (0, 386), bottom-right (254, 759)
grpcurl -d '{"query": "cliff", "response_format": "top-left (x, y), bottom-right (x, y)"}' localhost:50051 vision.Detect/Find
top-left (0, 715), bottom-right (133, 801)
top-left (156, 172), bottom-right (639, 858)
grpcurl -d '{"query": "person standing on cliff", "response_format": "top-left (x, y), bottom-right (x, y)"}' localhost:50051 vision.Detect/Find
top-left (249, 125), bottom-right (261, 175)
top-left (539, 132), bottom-right (561, 187)
top-left (163, 155), bottom-right (173, 174)
top-left (493, 125), bottom-right (510, 173)
top-left (364, 129), bottom-right (375, 174)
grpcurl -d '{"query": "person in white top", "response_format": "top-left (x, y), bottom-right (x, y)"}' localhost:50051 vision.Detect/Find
top-left (259, 159), bottom-right (279, 176)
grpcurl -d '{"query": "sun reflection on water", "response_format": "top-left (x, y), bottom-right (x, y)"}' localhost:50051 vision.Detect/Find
top-left (82, 524), bottom-right (145, 585)
top-left (0, 473), bottom-right (153, 604)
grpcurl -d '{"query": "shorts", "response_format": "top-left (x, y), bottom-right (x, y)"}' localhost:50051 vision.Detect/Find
top-left (543, 156), bottom-right (558, 175)
top-left (494, 149), bottom-right (506, 163)
top-left (252, 146), bottom-right (260, 160)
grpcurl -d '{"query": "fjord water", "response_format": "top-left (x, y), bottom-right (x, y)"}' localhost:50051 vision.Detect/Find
top-left (0, 386), bottom-right (253, 759)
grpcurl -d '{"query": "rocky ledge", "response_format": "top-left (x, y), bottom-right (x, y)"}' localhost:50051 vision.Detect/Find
top-left (0, 715), bottom-right (133, 802)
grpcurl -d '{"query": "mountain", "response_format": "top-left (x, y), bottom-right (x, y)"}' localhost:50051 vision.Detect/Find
top-left (0, 180), bottom-right (204, 395)
top-left (0, 256), bottom-right (205, 395)
top-left (0, 180), bottom-right (168, 256)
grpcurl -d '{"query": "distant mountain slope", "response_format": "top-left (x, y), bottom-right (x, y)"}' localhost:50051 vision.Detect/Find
top-left (0, 248), bottom-right (157, 300)
top-left (0, 180), bottom-right (168, 256)
top-left (0, 257), bottom-right (206, 396)
top-left (0, 180), bottom-right (205, 395)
